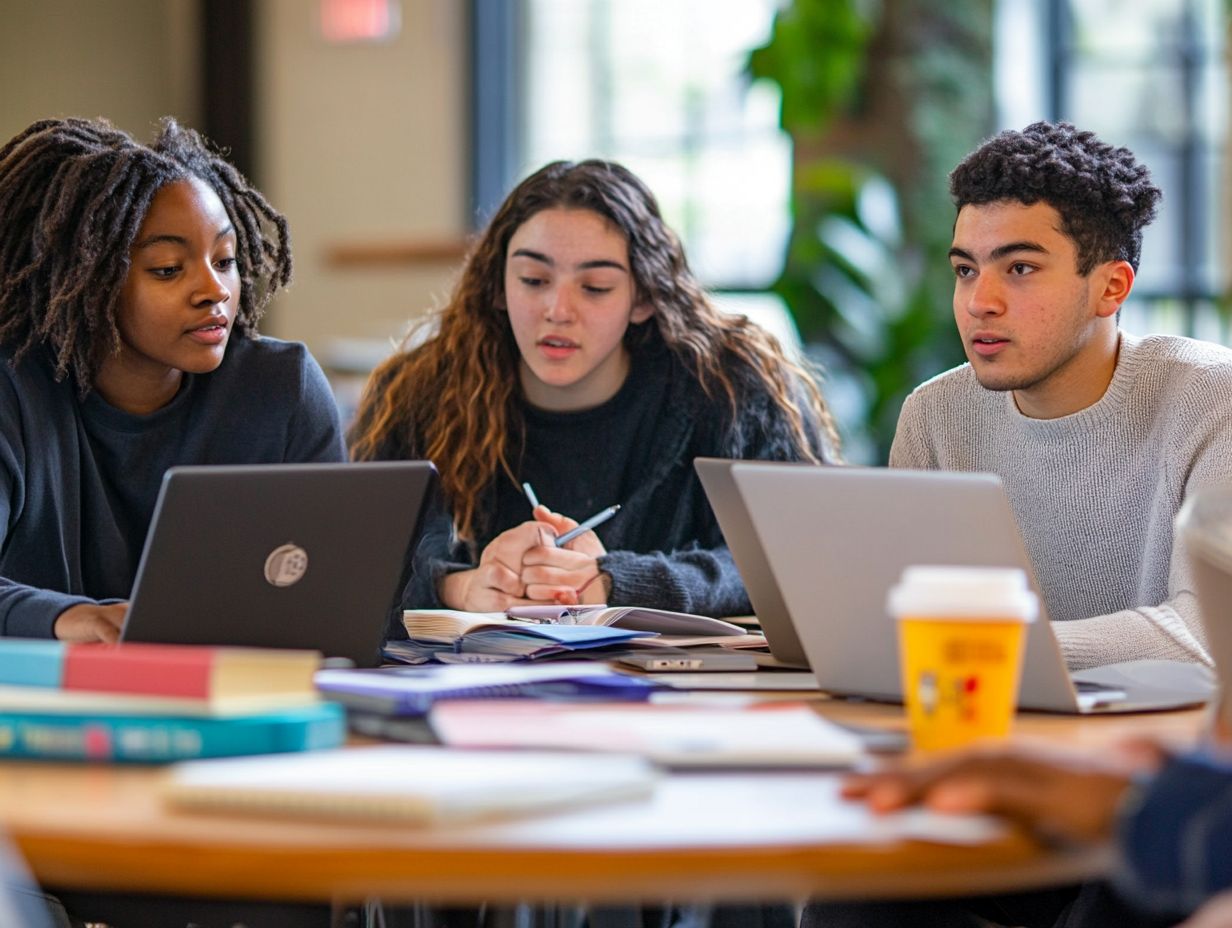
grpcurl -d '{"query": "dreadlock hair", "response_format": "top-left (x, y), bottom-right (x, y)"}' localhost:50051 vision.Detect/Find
top-left (0, 116), bottom-right (291, 392)
top-left (950, 121), bottom-right (1161, 274)
top-left (350, 159), bottom-right (841, 544)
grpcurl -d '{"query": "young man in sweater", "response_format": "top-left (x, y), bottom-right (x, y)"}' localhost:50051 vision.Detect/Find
top-left (802, 123), bottom-right (1232, 928)
top-left (891, 121), bottom-right (1232, 671)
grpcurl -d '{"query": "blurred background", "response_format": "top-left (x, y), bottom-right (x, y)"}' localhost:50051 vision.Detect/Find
top-left (1, 0), bottom-right (1227, 462)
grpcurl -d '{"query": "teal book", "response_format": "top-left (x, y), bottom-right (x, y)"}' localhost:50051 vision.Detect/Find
top-left (0, 639), bottom-right (64, 687)
top-left (0, 701), bottom-right (345, 763)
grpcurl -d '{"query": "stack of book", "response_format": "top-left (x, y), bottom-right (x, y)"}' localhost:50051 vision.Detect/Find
top-left (0, 639), bottom-right (344, 763)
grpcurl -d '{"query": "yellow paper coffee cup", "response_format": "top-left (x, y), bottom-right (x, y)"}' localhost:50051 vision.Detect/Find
top-left (888, 566), bottom-right (1037, 752)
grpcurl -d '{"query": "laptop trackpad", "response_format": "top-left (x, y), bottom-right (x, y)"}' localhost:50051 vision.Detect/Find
top-left (1073, 659), bottom-right (1216, 710)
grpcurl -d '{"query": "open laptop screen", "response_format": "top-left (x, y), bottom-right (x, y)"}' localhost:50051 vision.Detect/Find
top-left (122, 462), bottom-right (435, 668)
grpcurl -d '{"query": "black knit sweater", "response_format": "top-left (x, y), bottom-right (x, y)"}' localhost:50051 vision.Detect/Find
top-left (377, 336), bottom-right (829, 635)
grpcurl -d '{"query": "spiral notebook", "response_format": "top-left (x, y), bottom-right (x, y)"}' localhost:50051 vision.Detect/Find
top-left (314, 662), bottom-right (657, 716)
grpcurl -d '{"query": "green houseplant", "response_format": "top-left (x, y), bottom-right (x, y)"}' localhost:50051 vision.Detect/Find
top-left (749, 0), bottom-right (995, 461)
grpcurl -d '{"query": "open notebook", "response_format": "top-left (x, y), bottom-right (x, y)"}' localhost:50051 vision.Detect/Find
top-left (403, 607), bottom-right (745, 640)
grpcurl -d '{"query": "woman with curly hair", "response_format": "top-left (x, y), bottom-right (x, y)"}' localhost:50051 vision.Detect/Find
top-left (351, 159), bottom-right (839, 624)
top-left (0, 116), bottom-right (343, 643)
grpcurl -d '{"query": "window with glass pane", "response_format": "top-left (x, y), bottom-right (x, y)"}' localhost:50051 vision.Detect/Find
top-left (516, 0), bottom-right (790, 290)
top-left (1049, 0), bottom-right (1227, 338)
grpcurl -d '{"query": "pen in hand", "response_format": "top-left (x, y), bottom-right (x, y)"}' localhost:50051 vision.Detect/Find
top-left (555, 504), bottom-right (621, 547)
top-left (522, 482), bottom-right (541, 510)
top-left (520, 482), bottom-right (621, 547)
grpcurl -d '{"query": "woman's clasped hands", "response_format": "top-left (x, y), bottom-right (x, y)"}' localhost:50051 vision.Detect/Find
top-left (439, 504), bottom-right (610, 612)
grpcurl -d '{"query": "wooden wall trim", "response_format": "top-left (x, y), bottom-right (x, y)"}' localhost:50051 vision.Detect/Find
top-left (322, 238), bottom-right (472, 268)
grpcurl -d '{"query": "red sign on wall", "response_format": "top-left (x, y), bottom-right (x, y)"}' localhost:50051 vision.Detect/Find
top-left (319, 0), bottom-right (401, 43)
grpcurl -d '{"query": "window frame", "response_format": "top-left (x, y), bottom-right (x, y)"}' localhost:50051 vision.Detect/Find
top-left (1045, 0), bottom-right (1226, 339)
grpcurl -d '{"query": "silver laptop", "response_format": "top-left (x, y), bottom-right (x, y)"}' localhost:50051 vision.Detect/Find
top-left (695, 458), bottom-right (809, 667)
top-left (121, 462), bottom-right (436, 668)
top-left (729, 462), bottom-right (1215, 714)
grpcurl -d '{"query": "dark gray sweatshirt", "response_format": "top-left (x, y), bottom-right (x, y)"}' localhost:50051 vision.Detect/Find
top-left (0, 333), bottom-right (345, 638)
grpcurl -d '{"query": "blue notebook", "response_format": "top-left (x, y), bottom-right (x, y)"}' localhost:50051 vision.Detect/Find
top-left (315, 662), bottom-right (657, 717)
top-left (0, 701), bottom-right (345, 763)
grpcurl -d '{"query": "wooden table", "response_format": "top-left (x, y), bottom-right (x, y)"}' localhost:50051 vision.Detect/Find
top-left (821, 697), bottom-right (1206, 750)
top-left (0, 697), bottom-right (1203, 907)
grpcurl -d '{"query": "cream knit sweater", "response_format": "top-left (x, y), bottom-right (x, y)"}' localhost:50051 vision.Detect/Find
top-left (891, 332), bottom-right (1232, 671)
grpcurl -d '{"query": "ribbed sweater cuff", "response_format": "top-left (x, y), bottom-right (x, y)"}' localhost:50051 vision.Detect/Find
top-left (1052, 611), bottom-right (1208, 671)
top-left (3, 590), bottom-right (93, 639)
top-left (598, 551), bottom-right (687, 612)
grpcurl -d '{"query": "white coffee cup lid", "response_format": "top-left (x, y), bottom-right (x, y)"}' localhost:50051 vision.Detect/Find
top-left (887, 565), bottom-right (1038, 621)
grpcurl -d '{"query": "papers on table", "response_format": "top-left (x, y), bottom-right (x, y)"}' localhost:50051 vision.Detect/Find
top-left (430, 700), bottom-right (865, 769)
top-left (164, 745), bottom-right (658, 824)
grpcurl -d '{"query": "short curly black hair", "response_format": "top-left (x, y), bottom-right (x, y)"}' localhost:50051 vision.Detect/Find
top-left (949, 121), bottom-right (1161, 274)
top-left (0, 116), bottom-right (291, 392)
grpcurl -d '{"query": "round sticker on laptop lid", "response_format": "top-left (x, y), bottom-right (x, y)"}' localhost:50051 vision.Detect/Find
top-left (264, 543), bottom-right (308, 587)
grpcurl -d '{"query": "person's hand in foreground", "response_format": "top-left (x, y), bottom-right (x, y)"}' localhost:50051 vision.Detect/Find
top-left (842, 740), bottom-right (1171, 843)
top-left (523, 505), bottom-right (609, 605)
top-left (54, 602), bottom-right (127, 643)
top-left (439, 521), bottom-right (557, 611)
top-left (1180, 890), bottom-right (1232, 928)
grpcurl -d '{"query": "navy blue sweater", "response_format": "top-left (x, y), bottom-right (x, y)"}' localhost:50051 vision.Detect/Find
top-left (0, 334), bottom-right (345, 638)
top-left (1115, 749), bottom-right (1232, 918)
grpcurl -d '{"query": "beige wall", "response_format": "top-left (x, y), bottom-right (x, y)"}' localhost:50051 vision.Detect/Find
top-left (0, 0), bottom-right (199, 142)
top-left (255, 0), bottom-right (468, 365)
top-left (0, 0), bottom-right (468, 371)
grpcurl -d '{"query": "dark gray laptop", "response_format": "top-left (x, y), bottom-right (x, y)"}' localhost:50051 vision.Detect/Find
top-left (695, 457), bottom-right (809, 667)
top-left (121, 462), bottom-right (435, 668)
top-left (729, 462), bottom-right (1215, 714)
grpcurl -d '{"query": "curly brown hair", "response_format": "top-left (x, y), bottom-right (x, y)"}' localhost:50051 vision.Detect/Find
top-left (950, 121), bottom-right (1161, 274)
top-left (0, 116), bottom-right (291, 391)
top-left (350, 159), bottom-right (840, 542)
